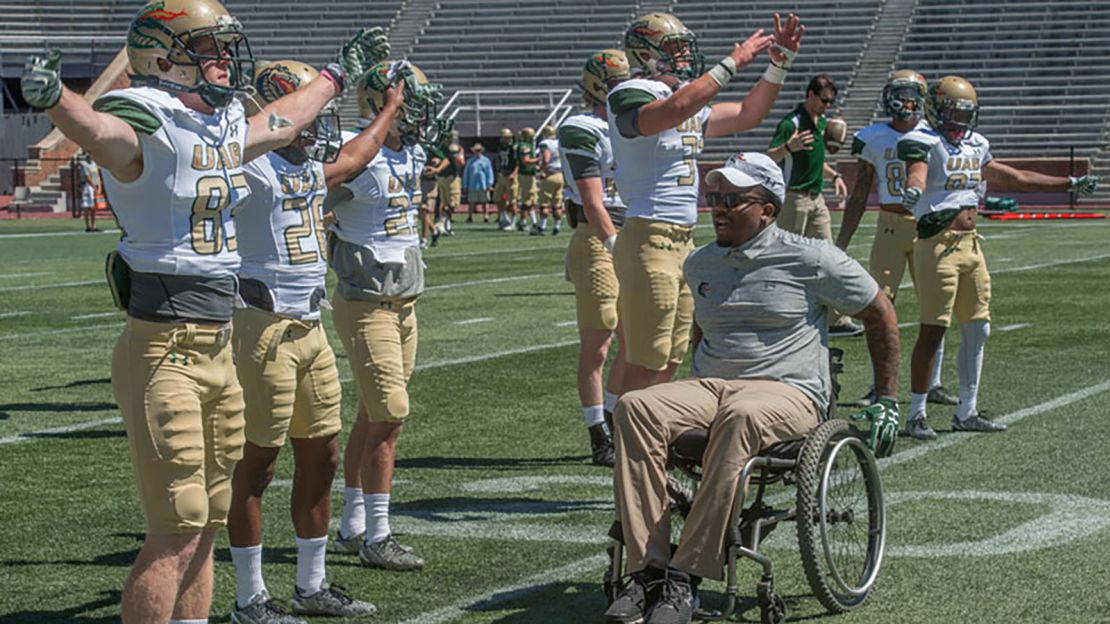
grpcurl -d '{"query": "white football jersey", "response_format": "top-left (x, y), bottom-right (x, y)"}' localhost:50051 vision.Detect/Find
top-left (558, 113), bottom-right (623, 209)
top-left (96, 87), bottom-right (249, 277)
top-left (851, 119), bottom-right (928, 205)
top-left (329, 131), bottom-right (425, 264)
top-left (538, 137), bottom-right (562, 173)
top-left (897, 125), bottom-right (992, 219)
top-left (236, 152), bottom-right (328, 319)
top-left (606, 78), bottom-right (709, 226)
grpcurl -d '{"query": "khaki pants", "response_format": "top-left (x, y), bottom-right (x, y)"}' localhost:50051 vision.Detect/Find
top-left (436, 176), bottom-right (461, 210)
top-left (518, 174), bottom-right (539, 207)
top-left (232, 307), bottom-right (342, 447)
top-left (539, 172), bottom-right (564, 207)
top-left (565, 224), bottom-right (619, 331)
top-left (914, 229), bottom-right (991, 327)
top-left (331, 291), bottom-right (418, 423)
top-left (112, 317), bottom-right (245, 534)
top-left (612, 217), bottom-right (695, 370)
top-left (614, 378), bottom-right (818, 580)
top-left (779, 190), bottom-right (832, 241)
top-left (869, 210), bottom-right (917, 301)
top-left (494, 174), bottom-right (518, 209)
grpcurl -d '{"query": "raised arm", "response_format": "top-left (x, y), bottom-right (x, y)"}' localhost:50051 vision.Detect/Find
top-left (704, 14), bottom-right (805, 138)
top-left (22, 52), bottom-right (143, 182)
top-left (836, 160), bottom-right (875, 250)
top-left (324, 80), bottom-right (404, 189)
top-left (246, 28), bottom-right (390, 162)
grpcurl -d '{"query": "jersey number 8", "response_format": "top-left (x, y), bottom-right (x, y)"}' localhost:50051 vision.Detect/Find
top-left (191, 174), bottom-right (249, 255)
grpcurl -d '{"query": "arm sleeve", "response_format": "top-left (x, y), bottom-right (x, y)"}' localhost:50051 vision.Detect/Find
top-left (850, 133), bottom-right (872, 164)
top-left (768, 117), bottom-right (796, 149)
top-left (897, 138), bottom-right (931, 163)
top-left (92, 96), bottom-right (162, 136)
top-left (566, 153), bottom-right (602, 180)
top-left (812, 245), bottom-right (881, 315)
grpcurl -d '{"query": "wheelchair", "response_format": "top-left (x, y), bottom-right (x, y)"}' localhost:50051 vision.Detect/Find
top-left (603, 349), bottom-right (886, 624)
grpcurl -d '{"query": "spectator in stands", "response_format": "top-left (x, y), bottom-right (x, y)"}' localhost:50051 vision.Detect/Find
top-left (767, 74), bottom-right (861, 337)
top-left (463, 143), bottom-right (494, 222)
top-left (607, 153), bottom-right (899, 624)
top-left (77, 151), bottom-right (102, 232)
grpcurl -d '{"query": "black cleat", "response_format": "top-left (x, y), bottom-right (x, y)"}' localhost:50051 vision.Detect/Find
top-left (589, 423), bottom-right (615, 467)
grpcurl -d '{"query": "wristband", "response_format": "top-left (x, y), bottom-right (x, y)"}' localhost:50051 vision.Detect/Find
top-left (603, 234), bottom-right (617, 252)
top-left (320, 63), bottom-right (346, 94)
top-left (762, 62), bottom-right (788, 85)
top-left (706, 56), bottom-right (738, 88)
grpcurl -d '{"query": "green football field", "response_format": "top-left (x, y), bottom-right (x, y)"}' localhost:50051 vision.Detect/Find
top-left (2, 212), bottom-right (1110, 623)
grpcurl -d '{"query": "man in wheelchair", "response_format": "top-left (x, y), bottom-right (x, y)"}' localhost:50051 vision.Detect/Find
top-left (605, 153), bottom-right (901, 624)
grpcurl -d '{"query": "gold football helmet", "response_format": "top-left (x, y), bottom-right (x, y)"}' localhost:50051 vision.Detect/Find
top-left (358, 60), bottom-right (443, 146)
top-left (127, 0), bottom-right (254, 107)
top-left (540, 125), bottom-right (556, 139)
top-left (926, 76), bottom-right (979, 145)
top-left (579, 48), bottom-right (631, 107)
top-left (623, 13), bottom-right (703, 80)
top-left (247, 60), bottom-right (341, 164)
top-left (499, 127), bottom-right (514, 146)
top-left (882, 69), bottom-right (928, 120)
top-left (520, 127), bottom-right (536, 142)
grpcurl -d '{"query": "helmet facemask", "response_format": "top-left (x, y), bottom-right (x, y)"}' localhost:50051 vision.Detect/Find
top-left (625, 20), bottom-right (704, 81)
top-left (883, 83), bottom-right (925, 120)
top-left (930, 97), bottom-right (978, 146)
top-left (303, 101), bottom-right (342, 164)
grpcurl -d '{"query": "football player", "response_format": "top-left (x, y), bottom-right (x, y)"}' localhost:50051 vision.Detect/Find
top-left (19, 0), bottom-right (388, 621)
top-left (326, 60), bottom-right (442, 572)
top-left (430, 126), bottom-right (465, 237)
top-left (898, 76), bottom-right (1100, 439)
top-left (419, 138), bottom-right (442, 247)
top-left (560, 49), bottom-right (632, 467)
top-left (836, 70), bottom-right (958, 408)
top-left (609, 12), bottom-right (804, 393)
top-left (226, 60), bottom-right (404, 622)
top-left (493, 127), bottom-right (519, 230)
top-left (517, 127), bottom-right (541, 232)
top-left (536, 124), bottom-right (565, 235)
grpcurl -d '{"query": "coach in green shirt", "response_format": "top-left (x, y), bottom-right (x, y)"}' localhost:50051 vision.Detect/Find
top-left (767, 74), bottom-right (848, 241)
top-left (768, 75), bottom-right (858, 336)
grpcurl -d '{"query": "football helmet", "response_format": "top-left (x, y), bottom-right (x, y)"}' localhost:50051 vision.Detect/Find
top-left (623, 13), bottom-right (704, 80)
top-left (499, 127), bottom-right (514, 146)
top-left (127, 0), bottom-right (254, 108)
top-left (358, 60), bottom-right (443, 146)
top-left (540, 125), bottom-right (556, 140)
top-left (579, 48), bottom-right (631, 107)
top-left (520, 127), bottom-right (536, 142)
top-left (926, 76), bottom-right (979, 145)
top-left (882, 69), bottom-right (927, 120)
top-left (246, 60), bottom-right (341, 164)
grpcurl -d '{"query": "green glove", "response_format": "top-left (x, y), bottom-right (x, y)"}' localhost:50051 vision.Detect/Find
top-left (1069, 175), bottom-right (1100, 197)
top-left (22, 50), bottom-right (63, 109)
top-left (336, 27), bottom-right (391, 88)
top-left (849, 397), bottom-right (899, 458)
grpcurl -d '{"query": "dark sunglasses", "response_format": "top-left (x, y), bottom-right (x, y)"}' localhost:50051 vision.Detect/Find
top-left (819, 96), bottom-right (836, 105)
top-left (706, 192), bottom-right (767, 209)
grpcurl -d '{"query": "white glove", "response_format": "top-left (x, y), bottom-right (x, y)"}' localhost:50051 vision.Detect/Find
top-left (902, 187), bottom-right (923, 212)
top-left (1069, 175), bottom-right (1100, 197)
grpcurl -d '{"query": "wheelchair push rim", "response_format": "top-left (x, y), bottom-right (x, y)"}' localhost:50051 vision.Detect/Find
top-left (818, 436), bottom-right (885, 599)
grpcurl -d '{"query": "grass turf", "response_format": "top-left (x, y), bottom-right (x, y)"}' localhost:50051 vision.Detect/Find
top-left (2, 213), bottom-right (1110, 623)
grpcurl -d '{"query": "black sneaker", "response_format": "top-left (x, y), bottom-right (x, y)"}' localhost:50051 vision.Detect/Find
top-left (589, 423), bottom-right (615, 467)
top-left (646, 573), bottom-right (697, 624)
top-left (605, 574), bottom-right (649, 624)
top-left (927, 385), bottom-right (959, 405)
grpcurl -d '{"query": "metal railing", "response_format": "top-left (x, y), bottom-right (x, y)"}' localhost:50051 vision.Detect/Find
top-left (438, 88), bottom-right (574, 135)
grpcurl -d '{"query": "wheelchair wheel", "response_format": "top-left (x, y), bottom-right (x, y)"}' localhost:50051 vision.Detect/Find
top-left (795, 419), bottom-right (885, 613)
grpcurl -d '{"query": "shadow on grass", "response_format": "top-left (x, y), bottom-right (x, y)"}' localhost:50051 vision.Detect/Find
top-left (30, 377), bottom-right (112, 392)
top-left (396, 454), bottom-right (588, 470)
top-left (2, 548), bottom-right (139, 568)
top-left (0, 590), bottom-right (121, 623)
top-left (0, 401), bottom-right (117, 419)
top-left (34, 428), bottom-right (126, 441)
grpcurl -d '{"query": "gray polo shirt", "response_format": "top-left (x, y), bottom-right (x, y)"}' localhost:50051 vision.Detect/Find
top-left (684, 224), bottom-right (879, 414)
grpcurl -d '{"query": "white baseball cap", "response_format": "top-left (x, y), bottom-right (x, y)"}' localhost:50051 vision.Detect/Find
top-left (705, 152), bottom-right (786, 205)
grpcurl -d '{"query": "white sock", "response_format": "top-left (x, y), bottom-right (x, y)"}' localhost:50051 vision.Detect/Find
top-left (364, 493), bottom-right (391, 544)
top-left (170, 620), bottom-right (208, 624)
top-left (909, 393), bottom-right (928, 420)
top-left (552, 216), bottom-right (561, 229)
top-left (229, 545), bottom-right (266, 609)
top-left (340, 486), bottom-right (365, 538)
top-left (582, 404), bottom-right (605, 428)
top-left (541, 216), bottom-right (549, 229)
top-left (603, 391), bottom-right (619, 414)
top-left (929, 336), bottom-right (946, 389)
top-left (295, 535), bottom-right (328, 596)
top-left (956, 320), bottom-right (990, 421)
top-left (529, 211), bottom-right (538, 225)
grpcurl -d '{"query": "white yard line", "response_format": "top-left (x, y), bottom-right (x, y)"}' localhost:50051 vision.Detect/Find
top-left (0, 272), bottom-right (52, 279)
top-left (426, 243), bottom-right (565, 259)
top-left (0, 311), bottom-right (32, 319)
top-left (0, 280), bottom-right (102, 293)
top-left (555, 320), bottom-right (578, 327)
top-left (998, 323), bottom-right (1033, 332)
top-left (412, 339), bottom-right (578, 372)
top-left (397, 553), bottom-right (609, 624)
top-left (425, 272), bottom-right (562, 292)
top-left (453, 317), bottom-right (493, 326)
top-left (0, 229), bottom-right (120, 240)
top-left (0, 321), bottom-right (122, 342)
top-left (0, 417), bottom-right (122, 445)
top-left (71, 312), bottom-right (120, 320)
